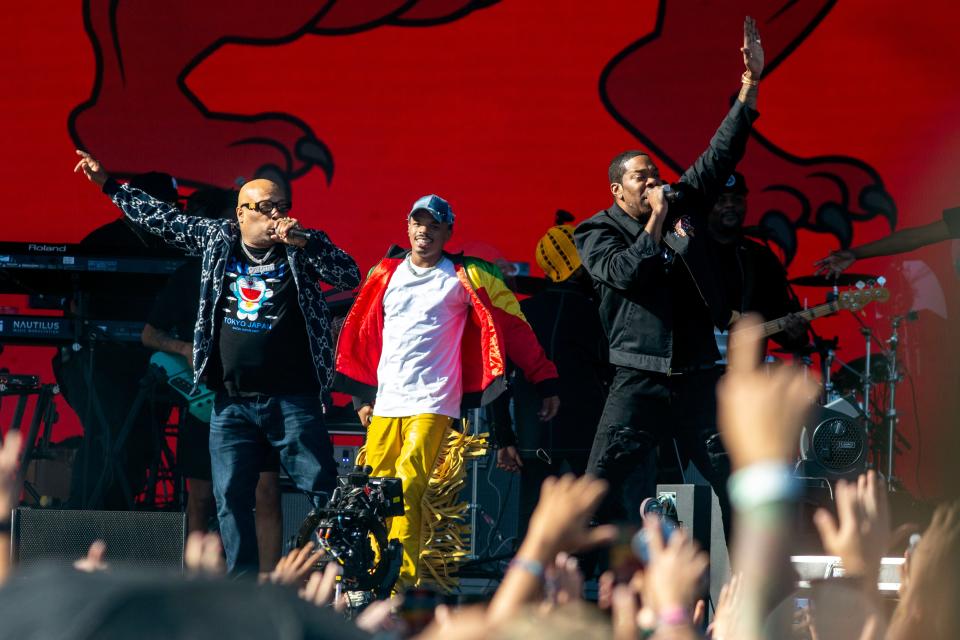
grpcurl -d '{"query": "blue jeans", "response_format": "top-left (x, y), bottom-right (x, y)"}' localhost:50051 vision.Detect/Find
top-left (209, 393), bottom-right (337, 574)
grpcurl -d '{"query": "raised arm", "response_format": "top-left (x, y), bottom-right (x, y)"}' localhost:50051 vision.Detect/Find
top-left (74, 150), bottom-right (222, 254)
top-left (680, 17), bottom-right (763, 203)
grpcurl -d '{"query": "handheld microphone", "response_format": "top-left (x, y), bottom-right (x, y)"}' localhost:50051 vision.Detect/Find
top-left (286, 228), bottom-right (311, 241)
top-left (661, 183), bottom-right (685, 204)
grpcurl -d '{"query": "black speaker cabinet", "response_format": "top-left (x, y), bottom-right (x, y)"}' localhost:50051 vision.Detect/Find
top-left (11, 508), bottom-right (186, 571)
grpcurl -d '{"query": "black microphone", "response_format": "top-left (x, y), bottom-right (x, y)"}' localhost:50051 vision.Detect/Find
top-left (662, 183), bottom-right (686, 204)
top-left (286, 228), bottom-right (311, 241)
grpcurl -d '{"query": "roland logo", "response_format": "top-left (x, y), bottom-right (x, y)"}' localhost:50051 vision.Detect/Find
top-left (27, 244), bottom-right (68, 253)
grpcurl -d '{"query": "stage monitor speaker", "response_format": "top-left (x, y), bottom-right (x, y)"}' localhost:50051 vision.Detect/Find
top-left (11, 508), bottom-right (185, 571)
top-left (281, 491), bottom-right (317, 555)
top-left (798, 397), bottom-right (867, 482)
top-left (657, 484), bottom-right (730, 615)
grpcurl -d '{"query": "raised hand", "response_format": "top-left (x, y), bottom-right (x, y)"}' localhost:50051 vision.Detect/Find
top-left (73, 149), bottom-right (109, 187)
top-left (741, 16), bottom-right (765, 78)
top-left (544, 552), bottom-right (584, 607)
top-left (719, 314), bottom-right (820, 469)
top-left (73, 540), bottom-right (109, 573)
top-left (0, 430), bottom-right (23, 518)
top-left (813, 471), bottom-right (891, 579)
top-left (708, 573), bottom-right (744, 640)
top-left (641, 519), bottom-right (709, 615)
top-left (184, 530), bottom-right (226, 576)
top-left (269, 541), bottom-right (325, 586)
top-left (524, 474), bottom-right (617, 558)
top-left (814, 250), bottom-right (857, 277)
top-left (298, 561), bottom-right (343, 609)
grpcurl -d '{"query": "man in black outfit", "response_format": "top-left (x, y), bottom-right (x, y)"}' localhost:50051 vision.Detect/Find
top-left (574, 17), bottom-right (765, 532)
top-left (707, 171), bottom-right (808, 352)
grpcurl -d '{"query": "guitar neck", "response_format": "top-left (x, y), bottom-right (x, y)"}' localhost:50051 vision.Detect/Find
top-left (760, 301), bottom-right (838, 338)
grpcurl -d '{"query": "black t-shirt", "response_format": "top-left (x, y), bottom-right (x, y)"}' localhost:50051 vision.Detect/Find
top-left (209, 242), bottom-right (319, 396)
top-left (943, 206), bottom-right (960, 238)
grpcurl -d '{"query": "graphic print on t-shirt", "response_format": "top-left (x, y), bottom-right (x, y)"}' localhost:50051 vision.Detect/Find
top-left (223, 254), bottom-right (286, 333)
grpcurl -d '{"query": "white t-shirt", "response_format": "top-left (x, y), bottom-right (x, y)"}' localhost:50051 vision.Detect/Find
top-left (373, 256), bottom-right (471, 419)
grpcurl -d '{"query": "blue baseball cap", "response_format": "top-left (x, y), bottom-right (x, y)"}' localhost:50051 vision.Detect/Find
top-left (408, 194), bottom-right (455, 225)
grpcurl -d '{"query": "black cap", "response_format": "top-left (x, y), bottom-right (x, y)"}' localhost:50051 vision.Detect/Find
top-left (720, 171), bottom-right (748, 196)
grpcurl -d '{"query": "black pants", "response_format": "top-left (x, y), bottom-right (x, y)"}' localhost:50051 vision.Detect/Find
top-left (586, 365), bottom-right (732, 537)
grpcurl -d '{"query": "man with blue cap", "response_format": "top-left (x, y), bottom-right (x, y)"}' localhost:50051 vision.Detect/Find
top-left (335, 194), bottom-right (560, 590)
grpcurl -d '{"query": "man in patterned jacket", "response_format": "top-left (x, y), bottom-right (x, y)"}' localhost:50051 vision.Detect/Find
top-left (74, 150), bottom-right (361, 575)
top-left (334, 194), bottom-right (560, 591)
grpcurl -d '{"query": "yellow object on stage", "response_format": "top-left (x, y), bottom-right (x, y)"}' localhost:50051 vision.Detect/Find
top-left (359, 413), bottom-right (486, 592)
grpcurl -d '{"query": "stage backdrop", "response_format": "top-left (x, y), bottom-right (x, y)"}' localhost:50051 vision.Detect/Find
top-left (2, 0), bottom-right (959, 498)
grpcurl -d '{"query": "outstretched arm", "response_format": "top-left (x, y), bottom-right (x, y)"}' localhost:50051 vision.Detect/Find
top-left (74, 150), bottom-right (221, 254)
top-left (815, 219), bottom-right (952, 276)
top-left (738, 16), bottom-right (764, 110)
top-left (680, 17), bottom-right (764, 204)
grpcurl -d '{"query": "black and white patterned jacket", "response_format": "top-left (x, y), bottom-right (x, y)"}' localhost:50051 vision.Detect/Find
top-left (103, 179), bottom-right (361, 393)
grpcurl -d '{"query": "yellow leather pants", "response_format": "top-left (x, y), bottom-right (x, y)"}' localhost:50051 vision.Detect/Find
top-left (364, 413), bottom-right (452, 589)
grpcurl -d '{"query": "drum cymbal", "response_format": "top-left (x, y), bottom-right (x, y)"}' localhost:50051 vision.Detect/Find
top-left (832, 355), bottom-right (894, 391)
top-left (789, 273), bottom-right (879, 287)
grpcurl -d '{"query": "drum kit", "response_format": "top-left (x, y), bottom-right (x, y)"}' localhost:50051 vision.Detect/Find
top-left (782, 271), bottom-right (913, 490)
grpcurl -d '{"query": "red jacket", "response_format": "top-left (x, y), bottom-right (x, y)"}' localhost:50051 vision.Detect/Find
top-left (334, 247), bottom-right (559, 410)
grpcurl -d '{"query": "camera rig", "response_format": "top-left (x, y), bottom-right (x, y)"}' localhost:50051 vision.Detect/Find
top-left (296, 466), bottom-right (405, 599)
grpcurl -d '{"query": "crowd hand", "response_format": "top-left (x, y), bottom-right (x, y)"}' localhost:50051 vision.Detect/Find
top-left (813, 471), bottom-right (890, 580)
top-left (183, 531), bottom-right (225, 576)
top-left (543, 552), bottom-right (584, 608)
top-left (814, 250), bottom-right (857, 277)
top-left (269, 541), bottom-right (325, 586)
top-left (641, 519), bottom-right (709, 617)
top-left (298, 561), bottom-right (344, 611)
top-left (270, 217), bottom-right (307, 248)
top-left (416, 604), bottom-right (491, 640)
top-left (73, 540), bottom-right (109, 573)
top-left (538, 396), bottom-right (560, 422)
top-left (523, 474), bottom-right (617, 558)
top-left (496, 446), bottom-right (523, 473)
top-left (73, 150), bottom-right (109, 187)
top-left (720, 314), bottom-right (820, 469)
top-left (357, 404), bottom-right (373, 428)
top-left (708, 573), bottom-right (744, 640)
top-left (0, 430), bottom-right (24, 517)
top-left (741, 16), bottom-right (765, 78)
top-left (355, 594), bottom-right (402, 634)
top-left (899, 501), bottom-right (959, 604)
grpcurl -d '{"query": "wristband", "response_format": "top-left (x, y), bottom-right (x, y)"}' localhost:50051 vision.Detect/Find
top-left (508, 557), bottom-right (545, 581)
top-left (0, 520), bottom-right (11, 534)
top-left (659, 605), bottom-right (689, 626)
top-left (728, 461), bottom-right (798, 510)
top-left (741, 71), bottom-right (759, 86)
